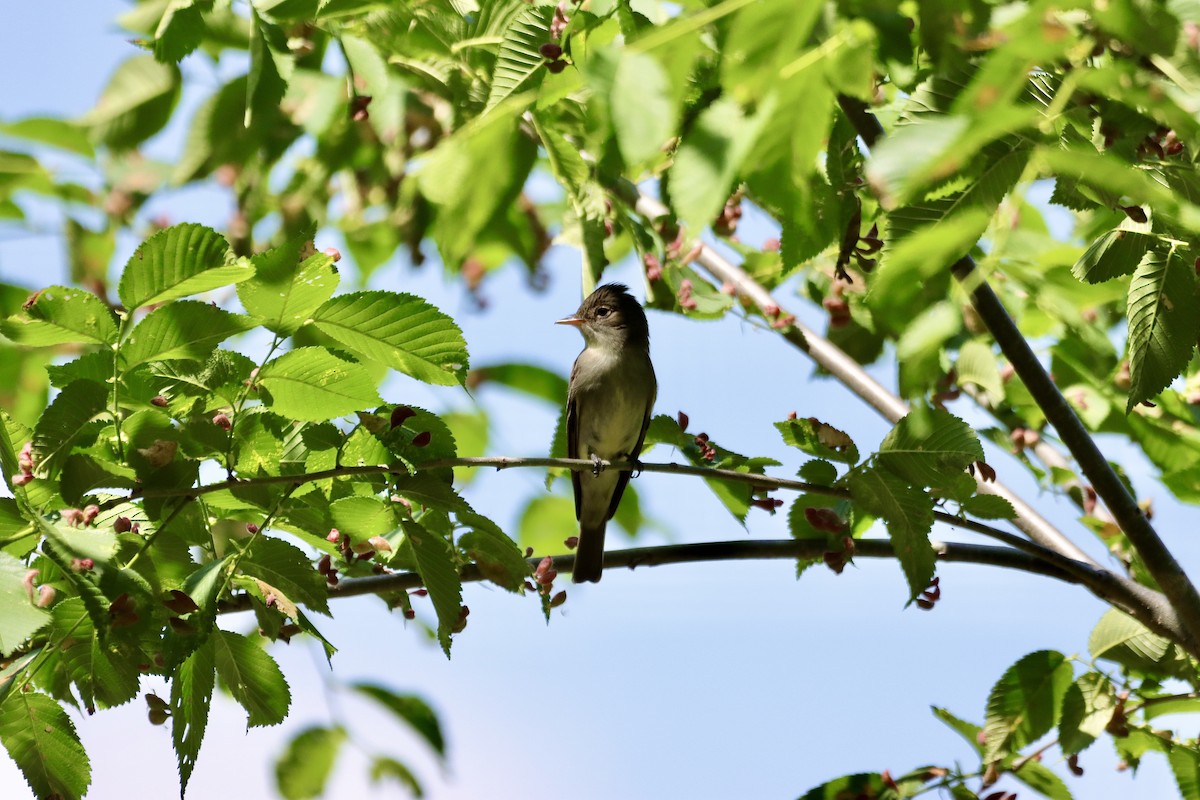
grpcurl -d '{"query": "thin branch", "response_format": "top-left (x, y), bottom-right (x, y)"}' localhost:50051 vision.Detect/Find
top-left (835, 95), bottom-right (1200, 653)
top-left (217, 537), bottom-right (1079, 615)
top-left (618, 185), bottom-right (1095, 568)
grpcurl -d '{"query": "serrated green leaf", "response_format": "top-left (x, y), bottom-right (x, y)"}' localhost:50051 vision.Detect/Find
top-left (960, 494), bottom-right (1016, 520)
top-left (1059, 671), bottom-right (1115, 755)
top-left (1011, 757), bottom-right (1073, 800)
top-left (1125, 249), bottom-right (1199, 411)
top-left (171, 636), bottom-right (215, 796)
top-left (352, 684), bottom-right (445, 758)
top-left (329, 496), bottom-right (397, 543)
top-left (798, 459), bottom-right (838, 486)
top-left (799, 773), bottom-right (888, 800)
top-left (0, 410), bottom-right (28, 492)
top-left (1, 286), bottom-right (118, 346)
top-left (847, 467), bottom-right (935, 600)
top-left (775, 418), bottom-right (859, 464)
top-left (239, 535), bottom-right (329, 615)
top-left (1072, 229), bottom-right (1153, 284)
top-left (311, 291), bottom-right (468, 386)
top-left (238, 240), bottom-right (338, 335)
top-left (458, 510), bottom-right (529, 592)
top-left (247, 10), bottom-right (291, 127)
top-left (276, 726), bottom-right (346, 800)
top-left (257, 347), bottom-right (382, 421)
top-left (212, 630), bottom-right (290, 727)
top-left (878, 408), bottom-right (983, 490)
top-left (0, 551), bottom-right (51, 657)
top-left (483, 6), bottom-right (550, 114)
top-left (404, 520), bottom-right (461, 656)
top-left (48, 598), bottom-right (140, 712)
top-left (1171, 745), bottom-right (1200, 800)
top-left (982, 649), bottom-right (1073, 762)
top-left (77, 54), bottom-right (180, 150)
top-left (0, 117), bottom-right (94, 157)
top-left (154, 0), bottom-right (212, 63)
top-left (121, 301), bottom-right (254, 367)
top-left (0, 688), bottom-right (91, 800)
top-left (1088, 607), bottom-right (1193, 679)
top-left (32, 380), bottom-right (109, 478)
top-left (117, 223), bottom-right (242, 309)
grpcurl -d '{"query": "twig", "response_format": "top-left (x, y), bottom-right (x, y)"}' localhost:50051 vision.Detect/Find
top-left (217, 537), bottom-right (1079, 614)
top-left (835, 94), bottom-right (1200, 654)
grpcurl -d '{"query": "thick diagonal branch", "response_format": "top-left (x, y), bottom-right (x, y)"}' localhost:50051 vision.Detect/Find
top-left (837, 95), bottom-right (1200, 653)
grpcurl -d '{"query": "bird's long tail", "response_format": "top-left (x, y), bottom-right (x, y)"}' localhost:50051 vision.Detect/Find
top-left (572, 521), bottom-right (607, 583)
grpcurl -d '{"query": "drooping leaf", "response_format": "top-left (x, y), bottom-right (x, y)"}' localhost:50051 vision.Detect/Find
top-left (171, 636), bottom-right (216, 796)
top-left (0, 688), bottom-right (91, 800)
top-left (117, 223), bottom-right (242, 310)
top-left (77, 54), bottom-right (181, 150)
top-left (457, 510), bottom-right (530, 592)
top-left (403, 520), bottom-right (461, 656)
top-left (1171, 746), bottom-right (1200, 800)
top-left (351, 684), bottom-right (445, 758)
top-left (311, 291), bottom-right (468, 386)
top-left (247, 9), bottom-right (291, 127)
top-left (48, 598), bottom-right (140, 712)
top-left (483, 6), bottom-right (551, 114)
top-left (212, 630), bottom-right (290, 728)
top-left (0, 551), bottom-right (51, 657)
top-left (1072, 229), bottom-right (1153, 284)
top-left (257, 347), bottom-right (383, 422)
top-left (847, 467), bottom-right (935, 601)
top-left (275, 726), bottom-right (346, 800)
top-left (121, 301), bottom-right (254, 367)
top-left (877, 408), bottom-right (983, 490)
top-left (1125, 249), bottom-right (1199, 411)
top-left (1059, 671), bottom-right (1116, 755)
top-left (153, 0), bottom-right (213, 63)
top-left (1088, 607), bottom-right (1193, 680)
top-left (982, 649), bottom-right (1073, 763)
top-left (238, 535), bottom-right (330, 615)
top-left (0, 286), bottom-right (118, 346)
top-left (368, 756), bottom-right (422, 795)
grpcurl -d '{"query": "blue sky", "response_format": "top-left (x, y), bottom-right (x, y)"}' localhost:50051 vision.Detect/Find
top-left (0, 3), bottom-right (1193, 799)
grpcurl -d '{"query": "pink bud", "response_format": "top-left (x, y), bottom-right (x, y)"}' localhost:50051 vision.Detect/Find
top-left (323, 247), bottom-right (342, 262)
top-left (246, 523), bottom-right (259, 534)
top-left (212, 413), bottom-right (232, 431)
top-left (36, 585), bottom-right (56, 608)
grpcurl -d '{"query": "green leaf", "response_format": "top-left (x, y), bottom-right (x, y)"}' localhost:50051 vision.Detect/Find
top-left (982, 649), bottom-right (1073, 762)
top-left (668, 96), bottom-right (764, 232)
top-left (798, 459), bottom-right (838, 486)
top-left (458, 510), bottom-right (530, 592)
top-left (329, 496), bottom-right (397, 543)
top-left (404, 520), bottom-right (461, 656)
top-left (483, 6), bottom-right (551, 114)
top-left (517, 494), bottom-right (577, 556)
top-left (1071, 229), bottom-right (1153, 284)
top-left (239, 535), bottom-right (330, 615)
top-left (311, 291), bottom-right (468, 386)
top-left (247, 10), bottom-right (291, 127)
top-left (154, 0), bottom-right (213, 63)
top-left (212, 630), bottom-right (290, 727)
top-left (1171, 745), bottom-right (1200, 800)
top-left (1, 286), bottom-right (118, 346)
top-left (469, 361), bottom-right (567, 405)
top-left (257, 347), bottom-right (383, 422)
top-left (275, 726), bottom-right (346, 800)
top-left (955, 339), bottom-right (1004, 400)
top-left (238, 241), bottom-right (338, 335)
top-left (0, 117), bottom-right (94, 157)
top-left (122, 301), bottom-right (254, 367)
top-left (960, 494), bottom-right (1016, 520)
top-left (1088, 607), bottom-right (1193, 680)
top-left (351, 684), bottom-right (445, 758)
top-left (0, 688), bottom-right (91, 800)
top-left (77, 54), bottom-right (180, 150)
top-left (932, 706), bottom-right (983, 754)
top-left (877, 408), bottom-right (983, 490)
top-left (775, 417), bottom-right (859, 464)
top-left (32, 379), bottom-right (109, 478)
top-left (1125, 249), bottom-right (1199, 411)
top-left (48, 599), bottom-right (140, 712)
top-left (0, 551), bottom-right (51, 657)
top-left (1011, 757), bottom-right (1073, 800)
top-left (368, 756), bottom-right (422, 795)
top-left (1059, 671), bottom-right (1116, 755)
top-left (171, 636), bottom-right (215, 796)
top-left (847, 467), bottom-right (935, 601)
top-left (610, 52), bottom-right (673, 168)
top-left (117, 223), bottom-right (243, 310)
top-left (799, 773), bottom-right (888, 800)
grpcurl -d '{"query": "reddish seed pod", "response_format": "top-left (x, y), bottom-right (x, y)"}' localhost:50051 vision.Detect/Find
top-left (114, 516), bottom-right (133, 533)
top-left (564, 536), bottom-right (579, 550)
top-left (403, 608), bottom-right (416, 620)
top-left (539, 42), bottom-right (563, 60)
top-left (212, 413), bottom-right (232, 431)
top-left (412, 431), bottom-right (432, 447)
top-left (549, 590), bottom-right (567, 608)
top-left (317, 554), bottom-right (332, 575)
top-left (546, 59), bottom-right (568, 74)
top-left (246, 523), bottom-right (259, 534)
top-left (677, 411), bottom-right (689, 431)
top-left (323, 247), bottom-right (342, 262)
top-left (326, 529), bottom-right (341, 543)
top-left (151, 395), bottom-right (168, 407)
top-left (412, 588), bottom-right (429, 597)
top-left (390, 406), bottom-right (416, 428)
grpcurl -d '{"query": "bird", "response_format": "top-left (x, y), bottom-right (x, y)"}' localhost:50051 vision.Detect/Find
top-left (556, 283), bottom-right (657, 583)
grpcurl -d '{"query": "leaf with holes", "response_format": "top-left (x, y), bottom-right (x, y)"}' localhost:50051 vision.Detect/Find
top-left (1, 286), bottom-right (118, 346)
top-left (238, 241), bottom-right (338, 335)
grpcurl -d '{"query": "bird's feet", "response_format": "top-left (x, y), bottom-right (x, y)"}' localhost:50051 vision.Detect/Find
top-left (591, 453), bottom-right (604, 477)
top-left (629, 456), bottom-right (645, 478)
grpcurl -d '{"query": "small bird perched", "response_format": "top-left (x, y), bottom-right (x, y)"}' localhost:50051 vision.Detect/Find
top-left (557, 284), bottom-right (657, 583)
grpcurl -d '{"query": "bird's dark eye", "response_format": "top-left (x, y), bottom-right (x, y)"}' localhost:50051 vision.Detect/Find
top-left (595, 306), bottom-right (611, 318)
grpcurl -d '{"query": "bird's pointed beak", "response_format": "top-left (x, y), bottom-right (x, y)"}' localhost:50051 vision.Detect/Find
top-left (556, 316), bottom-right (583, 327)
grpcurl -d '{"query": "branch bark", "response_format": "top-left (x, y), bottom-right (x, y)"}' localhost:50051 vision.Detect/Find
top-left (836, 94), bottom-right (1200, 653)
